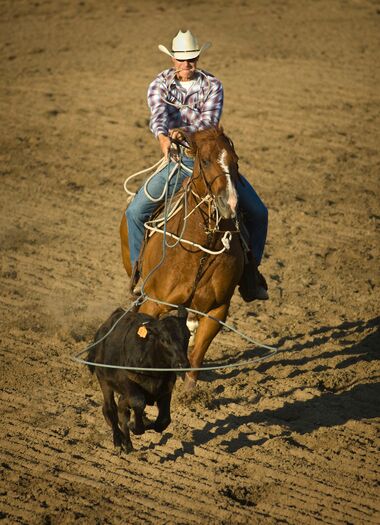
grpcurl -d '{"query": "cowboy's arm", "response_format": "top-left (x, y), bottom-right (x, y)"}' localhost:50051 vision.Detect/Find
top-left (181, 78), bottom-right (224, 133)
top-left (157, 133), bottom-right (171, 158)
top-left (147, 74), bottom-right (171, 157)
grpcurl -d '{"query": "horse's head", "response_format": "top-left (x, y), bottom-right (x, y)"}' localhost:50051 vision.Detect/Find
top-left (187, 127), bottom-right (239, 219)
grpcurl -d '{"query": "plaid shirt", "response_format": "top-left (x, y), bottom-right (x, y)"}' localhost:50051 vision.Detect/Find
top-left (147, 68), bottom-right (224, 138)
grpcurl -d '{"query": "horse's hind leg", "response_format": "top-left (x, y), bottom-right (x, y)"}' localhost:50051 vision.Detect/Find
top-left (185, 303), bottom-right (229, 391)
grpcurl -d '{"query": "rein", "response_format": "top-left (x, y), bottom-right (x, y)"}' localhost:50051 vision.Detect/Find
top-left (196, 152), bottom-right (225, 196)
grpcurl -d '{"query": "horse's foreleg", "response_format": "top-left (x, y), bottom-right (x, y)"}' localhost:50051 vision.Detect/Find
top-left (185, 303), bottom-right (229, 390)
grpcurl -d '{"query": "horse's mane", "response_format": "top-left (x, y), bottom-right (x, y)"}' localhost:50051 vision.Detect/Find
top-left (182, 126), bottom-right (226, 157)
top-left (192, 126), bottom-right (224, 144)
top-left (187, 126), bottom-right (238, 164)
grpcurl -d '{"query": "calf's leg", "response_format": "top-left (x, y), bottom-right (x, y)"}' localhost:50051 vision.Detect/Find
top-left (117, 395), bottom-right (133, 453)
top-left (98, 378), bottom-right (125, 449)
top-left (126, 387), bottom-right (147, 435)
top-left (152, 392), bottom-right (172, 433)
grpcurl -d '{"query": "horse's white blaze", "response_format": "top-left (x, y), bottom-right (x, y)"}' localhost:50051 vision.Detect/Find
top-left (218, 149), bottom-right (238, 213)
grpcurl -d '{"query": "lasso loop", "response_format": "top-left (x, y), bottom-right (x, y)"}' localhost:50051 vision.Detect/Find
top-left (71, 293), bottom-right (277, 372)
top-left (71, 152), bottom-right (278, 372)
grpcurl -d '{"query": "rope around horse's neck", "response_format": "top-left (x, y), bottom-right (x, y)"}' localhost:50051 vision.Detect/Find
top-left (144, 223), bottom-right (233, 254)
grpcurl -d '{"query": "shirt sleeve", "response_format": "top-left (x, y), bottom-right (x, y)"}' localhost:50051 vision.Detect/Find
top-left (181, 77), bottom-right (224, 134)
top-left (147, 73), bottom-right (170, 138)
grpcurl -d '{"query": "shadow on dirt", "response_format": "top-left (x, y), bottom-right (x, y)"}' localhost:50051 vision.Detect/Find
top-left (205, 316), bottom-right (380, 381)
top-left (257, 315), bottom-right (380, 372)
top-left (161, 380), bottom-right (379, 461)
top-left (218, 380), bottom-right (379, 453)
top-left (160, 317), bottom-right (379, 461)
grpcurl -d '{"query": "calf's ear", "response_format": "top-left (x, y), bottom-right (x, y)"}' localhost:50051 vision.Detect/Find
top-left (177, 305), bottom-right (188, 321)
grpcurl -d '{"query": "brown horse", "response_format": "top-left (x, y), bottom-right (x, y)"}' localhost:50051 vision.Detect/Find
top-left (120, 127), bottom-right (245, 390)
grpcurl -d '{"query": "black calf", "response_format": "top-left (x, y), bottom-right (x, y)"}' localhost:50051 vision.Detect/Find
top-left (88, 306), bottom-right (190, 452)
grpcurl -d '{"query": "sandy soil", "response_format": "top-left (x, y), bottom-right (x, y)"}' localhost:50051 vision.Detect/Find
top-left (1, 0), bottom-right (379, 523)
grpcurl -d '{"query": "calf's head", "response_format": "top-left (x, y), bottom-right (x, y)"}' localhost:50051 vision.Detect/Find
top-left (136, 306), bottom-right (190, 369)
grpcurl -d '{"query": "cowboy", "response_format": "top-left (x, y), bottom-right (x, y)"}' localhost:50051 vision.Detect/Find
top-left (126, 30), bottom-right (268, 300)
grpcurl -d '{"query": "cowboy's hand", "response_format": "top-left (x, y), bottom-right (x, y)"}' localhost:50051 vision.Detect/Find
top-left (158, 133), bottom-right (171, 159)
top-left (169, 129), bottom-right (184, 142)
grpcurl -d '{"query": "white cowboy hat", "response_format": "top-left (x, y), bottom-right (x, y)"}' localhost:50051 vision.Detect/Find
top-left (158, 30), bottom-right (211, 60)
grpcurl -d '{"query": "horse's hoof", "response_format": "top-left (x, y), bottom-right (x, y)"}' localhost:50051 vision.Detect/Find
top-left (183, 373), bottom-right (197, 391)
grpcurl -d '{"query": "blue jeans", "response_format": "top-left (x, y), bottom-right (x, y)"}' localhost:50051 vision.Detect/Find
top-left (126, 157), bottom-right (268, 266)
top-left (126, 156), bottom-right (194, 265)
top-left (236, 175), bottom-right (268, 265)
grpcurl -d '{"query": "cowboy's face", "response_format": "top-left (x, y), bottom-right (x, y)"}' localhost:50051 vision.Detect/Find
top-left (172, 56), bottom-right (198, 81)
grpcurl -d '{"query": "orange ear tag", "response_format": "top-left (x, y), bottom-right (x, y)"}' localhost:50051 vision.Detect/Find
top-left (137, 325), bottom-right (148, 338)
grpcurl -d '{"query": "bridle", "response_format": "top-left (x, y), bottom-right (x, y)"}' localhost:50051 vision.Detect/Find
top-left (196, 139), bottom-right (239, 199)
top-left (171, 135), bottom-right (238, 198)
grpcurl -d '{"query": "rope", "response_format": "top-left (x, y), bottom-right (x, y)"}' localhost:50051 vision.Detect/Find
top-left (72, 149), bottom-right (278, 373)
top-left (72, 155), bottom-right (278, 371)
top-left (123, 157), bottom-right (167, 196)
top-left (71, 295), bottom-right (278, 372)
top-left (143, 225), bottom-right (233, 254)
top-left (143, 162), bottom-right (179, 203)
top-left (142, 181), bottom-right (234, 255)
top-left (159, 68), bottom-right (212, 110)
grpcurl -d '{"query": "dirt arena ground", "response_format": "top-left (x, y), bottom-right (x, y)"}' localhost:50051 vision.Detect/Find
top-left (1, 0), bottom-right (379, 523)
